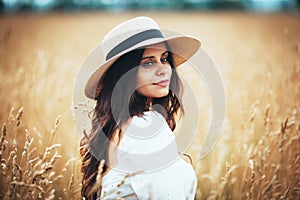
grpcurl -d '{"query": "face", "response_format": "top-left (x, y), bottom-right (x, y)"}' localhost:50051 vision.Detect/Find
top-left (136, 42), bottom-right (172, 98)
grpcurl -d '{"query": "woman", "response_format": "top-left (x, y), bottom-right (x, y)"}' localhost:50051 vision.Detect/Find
top-left (80, 16), bottom-right (201, 199)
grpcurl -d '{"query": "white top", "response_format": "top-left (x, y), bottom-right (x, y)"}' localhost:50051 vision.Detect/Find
top-left (98, 111), bottom-right (197, 200)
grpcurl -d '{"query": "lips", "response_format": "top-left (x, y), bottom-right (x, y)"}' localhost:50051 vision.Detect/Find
top-left (153, 79), bottom-right (170, 87)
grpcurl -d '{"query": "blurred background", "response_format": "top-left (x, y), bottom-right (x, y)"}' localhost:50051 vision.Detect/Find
top-left (1, 0), bottom-right (300, 13)
top-left (0, 0), bottom-right (300, 199)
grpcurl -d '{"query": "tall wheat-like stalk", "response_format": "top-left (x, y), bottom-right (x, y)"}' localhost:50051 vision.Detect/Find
top-left (0, 107), bottom-right (81, 199)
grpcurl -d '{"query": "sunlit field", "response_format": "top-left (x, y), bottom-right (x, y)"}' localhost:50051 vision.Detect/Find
top-left (0, 11), bottom-right (299, 199)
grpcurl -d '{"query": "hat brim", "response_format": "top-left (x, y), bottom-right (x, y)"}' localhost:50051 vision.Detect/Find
top-left (84, 35), bottom-right (201, 99)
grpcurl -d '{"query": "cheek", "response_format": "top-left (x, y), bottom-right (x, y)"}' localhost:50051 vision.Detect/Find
top-left (135, 72), bottom-right (153, 97)
top-left (167, 67), bottom-right (172, 77)
top-left (136, 69), bottom-right (154, 87)
top-left (136, 66), bottom-right (172, 84)
top-left (136, 85), bottom-right (151, 96)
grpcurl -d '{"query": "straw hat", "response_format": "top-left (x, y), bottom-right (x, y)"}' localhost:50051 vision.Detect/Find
top-left (84, 16), bottom-right (201, 99)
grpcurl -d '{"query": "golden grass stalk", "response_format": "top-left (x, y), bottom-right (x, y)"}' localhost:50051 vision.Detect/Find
top-left (0, 107), bottom-right (81, 199)
top-left (88, 159), bottom-right (105, 198)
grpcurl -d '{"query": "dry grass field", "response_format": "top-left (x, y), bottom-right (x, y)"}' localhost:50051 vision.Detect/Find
top-left (0, 11), bottom-right (300, 199)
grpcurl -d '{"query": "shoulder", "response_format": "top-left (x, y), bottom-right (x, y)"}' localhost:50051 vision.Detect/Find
top-left (115, 111), bottom-right (179, 172)
top-left (122, 111), bottom-right (174, 148)
top-left (131, 111), bottom-right (167, 131)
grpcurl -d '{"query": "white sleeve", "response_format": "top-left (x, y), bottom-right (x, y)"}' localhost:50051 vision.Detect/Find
top-left (129, 162), bottom-right (187, 200)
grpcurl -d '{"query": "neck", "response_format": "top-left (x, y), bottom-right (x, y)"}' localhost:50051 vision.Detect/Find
top-left (146, 97), bottom-right (152, 111)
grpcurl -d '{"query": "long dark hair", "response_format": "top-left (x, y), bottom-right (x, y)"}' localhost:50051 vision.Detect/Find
top-left (80, 44), bottom-right (184, 199)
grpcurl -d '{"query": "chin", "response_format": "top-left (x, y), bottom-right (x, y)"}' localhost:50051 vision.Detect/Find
top-left (137, 87), bottom-right (170, 98)
top-left (152, 91), bottom-right (169, 98)
top-left (153, 94), bottom-right (168, 98)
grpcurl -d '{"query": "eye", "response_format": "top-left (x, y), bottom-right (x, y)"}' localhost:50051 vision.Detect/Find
top-left (161, 57), bottom-right (169, 63)
top-left (142, 61), bottom-right (154, 67)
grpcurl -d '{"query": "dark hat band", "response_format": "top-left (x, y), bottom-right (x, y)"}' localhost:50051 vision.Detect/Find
top-left (106, 29), bottom-right (164, 60)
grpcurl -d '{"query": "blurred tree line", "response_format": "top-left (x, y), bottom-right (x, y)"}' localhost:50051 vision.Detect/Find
top-left (1, 0), bottom-right (299, 12)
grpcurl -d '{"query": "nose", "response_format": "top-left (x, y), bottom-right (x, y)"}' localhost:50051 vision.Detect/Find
top-left (156, 62), bottom-right (170, 77)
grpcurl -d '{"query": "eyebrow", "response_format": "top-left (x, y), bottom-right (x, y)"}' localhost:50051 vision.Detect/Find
top-left (141, 51), bottom-right (168, 60)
